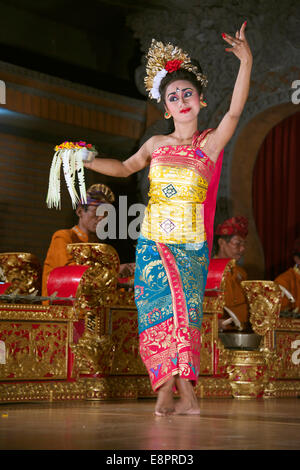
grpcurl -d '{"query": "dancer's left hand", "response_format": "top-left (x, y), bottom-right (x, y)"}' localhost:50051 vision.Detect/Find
top-left (222, 21), bottom-right (252, 63)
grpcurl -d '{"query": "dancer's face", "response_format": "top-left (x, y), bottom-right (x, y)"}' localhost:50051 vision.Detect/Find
top-left (164, 80), bottom-right (201, 122)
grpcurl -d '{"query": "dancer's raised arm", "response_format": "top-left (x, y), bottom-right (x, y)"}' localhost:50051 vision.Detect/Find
top-left (205, 21), bottom-right (253, 160)
top-left (83, 136), bottom-right (153, 178)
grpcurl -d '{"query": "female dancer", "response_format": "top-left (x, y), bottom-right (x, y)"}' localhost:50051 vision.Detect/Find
top-left (84, 22), bottom-right (252, 415)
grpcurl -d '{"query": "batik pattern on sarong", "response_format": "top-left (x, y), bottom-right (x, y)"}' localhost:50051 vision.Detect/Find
top-left (134, 235), bottom-right (209, 391)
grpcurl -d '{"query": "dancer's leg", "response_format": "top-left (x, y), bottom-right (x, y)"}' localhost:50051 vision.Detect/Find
top-left (173, 377), bottom-right (200, 415)
top-left (155, 376), bottom-right (176, 416)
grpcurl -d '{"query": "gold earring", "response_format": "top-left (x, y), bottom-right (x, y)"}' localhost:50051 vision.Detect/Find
top-left (199, 99), bottom-right (207, 108)
top-left (164, 111), bottom-right (172, 119)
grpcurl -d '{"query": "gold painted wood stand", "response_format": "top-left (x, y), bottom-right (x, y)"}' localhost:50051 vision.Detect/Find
top-left (0, 303), bottom-right (82, 402)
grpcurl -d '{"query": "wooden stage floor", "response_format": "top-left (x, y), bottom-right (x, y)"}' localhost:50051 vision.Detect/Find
top-left (1, 398), bottom-right (300, 451)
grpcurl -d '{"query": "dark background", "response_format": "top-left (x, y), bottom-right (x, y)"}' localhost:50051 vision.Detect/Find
top-left (0, 0), bottom-right (152, 98)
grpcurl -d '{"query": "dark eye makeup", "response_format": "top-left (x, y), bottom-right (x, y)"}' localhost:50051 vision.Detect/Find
top-left (167, 88), bottom-right (193, 102)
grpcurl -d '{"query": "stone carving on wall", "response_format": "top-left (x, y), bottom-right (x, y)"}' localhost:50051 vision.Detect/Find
top-left (127, 0), bottom-right (300, 224)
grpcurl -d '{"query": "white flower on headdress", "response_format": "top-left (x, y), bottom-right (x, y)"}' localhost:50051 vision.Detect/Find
top-left (150, 68), bottom-right (168, 101)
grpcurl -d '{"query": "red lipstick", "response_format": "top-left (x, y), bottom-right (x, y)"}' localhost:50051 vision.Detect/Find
top-left (180, 108), bottom-right (191, 114)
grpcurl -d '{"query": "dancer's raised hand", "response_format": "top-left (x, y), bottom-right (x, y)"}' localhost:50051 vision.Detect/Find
top-left (222, 21), bottom-right (252, 63)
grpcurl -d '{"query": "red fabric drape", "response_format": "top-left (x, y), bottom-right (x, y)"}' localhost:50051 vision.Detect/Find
top-left (252, 111), bottom-right (300, 280)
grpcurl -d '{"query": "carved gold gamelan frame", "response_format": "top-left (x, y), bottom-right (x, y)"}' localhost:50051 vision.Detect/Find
top-left (1, 269), bottom-right (300, 402)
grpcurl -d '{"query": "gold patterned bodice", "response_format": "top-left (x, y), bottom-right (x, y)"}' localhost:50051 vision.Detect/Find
top-left (141, 142), bottom-right (215, 244)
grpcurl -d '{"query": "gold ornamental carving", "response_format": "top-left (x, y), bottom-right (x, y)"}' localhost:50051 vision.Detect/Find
top-left (227, 350), bottom-right (268, 399)
top-left (67, 242), bottom-right (121, 311)
top-left (71, 333), bottom-right (115, 376)
top-left (215, 337), bottom-right (231, 376)
top-left (203, 293), bottom-right (225, 315)
top-left (66, 243), bottom-right (125, 376)
top-left (67, 242), bottom-right (120, 272)
top-left (1, 374), bottom-right (299, 403)
top-left (195, 377), bottom-right (232, 398)
top-left (74, 265), bottom-right (118, 313)
top-left (271, 331), bottom-right (300, 380)
top-left (0, 303), bottom-right (76, 322)
top-left (0, 252), bottom-right (41, 296)
top-left (264, 380), bottom-right (300, 399)
top-left (67, 242), bottom-right (135, 307)
top-left (0, 376), bottom-right (155, 403)
top-left (0, 321), bottom-right (70, 380)
top-left (0, 380), bottom-right (87, 402)
top-left (260, 347), bottom-right (280, 380)
top-left (109, 307), bottom-right (146, 375)
top-left (0, 304), bottom-right (76, 382)
top-left (277, 317), bottom-right (300, 331)
top-left (241, 281), bottom-right (282, 335)
top-left (115, 288), bottom-right (135, 306)
top-left (85, 377), bottom-right (140, 400)
top-left (71, 304), bottom-right (115, 376)
top-left (199, 314), bottom-right (219, 375)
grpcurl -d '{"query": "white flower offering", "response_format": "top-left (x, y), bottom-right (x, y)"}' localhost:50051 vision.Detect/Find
top-left (46, 141), bottom-right (98, 209)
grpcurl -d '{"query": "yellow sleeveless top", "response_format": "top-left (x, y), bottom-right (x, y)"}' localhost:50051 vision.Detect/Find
top-left (141, 137), bottom-right (215, 244)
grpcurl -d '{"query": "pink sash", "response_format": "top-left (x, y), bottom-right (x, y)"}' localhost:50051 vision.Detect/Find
top-left (192, 129), bottom-right (224, 258)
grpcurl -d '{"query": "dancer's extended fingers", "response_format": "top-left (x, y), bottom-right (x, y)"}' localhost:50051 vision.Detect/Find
top-left (222, 32), bottom-right (241, 47)
top-left (225, 33), bottom-right (242, 44)
top-left (239, 21), bottom-right (247, 40)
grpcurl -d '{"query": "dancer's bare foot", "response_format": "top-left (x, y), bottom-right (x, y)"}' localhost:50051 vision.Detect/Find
top-left (155, 377), bottom-right (176, 416)
top-left (173, 378), bottom-right (200, 415)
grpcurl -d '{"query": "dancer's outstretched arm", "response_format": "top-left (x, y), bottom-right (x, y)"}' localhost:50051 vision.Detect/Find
top-left (84, 136), bottom-right (154, 177)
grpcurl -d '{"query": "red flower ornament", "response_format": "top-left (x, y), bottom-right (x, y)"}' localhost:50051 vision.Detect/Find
top-left (165, 59), bottom-right (183, 73)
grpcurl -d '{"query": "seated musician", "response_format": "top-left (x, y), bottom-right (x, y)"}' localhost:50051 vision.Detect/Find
top-left (213, 216), bottom-right (250, 331)
top-left (274, 237), bottom-right (300, 315)
top-left (42, 183), bottom-right (133, 296)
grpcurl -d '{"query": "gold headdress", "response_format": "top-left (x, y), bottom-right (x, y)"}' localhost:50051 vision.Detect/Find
top-left (144, 39), bottom-right (208, 102)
